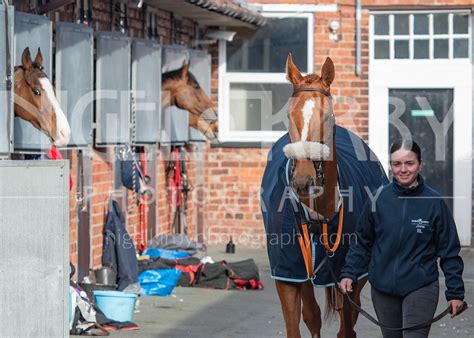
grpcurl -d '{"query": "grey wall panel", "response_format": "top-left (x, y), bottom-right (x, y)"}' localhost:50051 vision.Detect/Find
top-left (188, 49), bottom-right (212, 142)
top-left (55, 22), bottom-right (94, 148)
top-left (95, 32), bottom-right (131, 146)
top-left (131, 39), bottom-right (161, 145)
top-left (0, 5), bottom-right (13, 157)
top-left (0, 161), bottom-right (69, 337)
top-left (13, 11), bottom-right (52, 152)
top-left (161, 46), bottom-right (189, 144)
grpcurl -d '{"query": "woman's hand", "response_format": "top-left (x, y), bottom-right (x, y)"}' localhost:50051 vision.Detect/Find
top-left (448, 299), bottom-right (465, 318)
top-left (339, 278), bottom-right (353, 294)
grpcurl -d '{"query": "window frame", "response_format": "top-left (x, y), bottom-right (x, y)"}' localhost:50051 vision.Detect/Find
top-left (218, 12), bottom-right (314, 143)
top-left (370, 10), bottom-right (471, 62)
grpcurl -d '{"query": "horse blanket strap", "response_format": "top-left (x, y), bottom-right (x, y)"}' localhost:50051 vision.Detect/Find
top-left (296, 223), bottom-right (313, 278)
top-left (324, 252), bottom-right (469, 331)
top-left (322, 198), bottom-right (344, 255)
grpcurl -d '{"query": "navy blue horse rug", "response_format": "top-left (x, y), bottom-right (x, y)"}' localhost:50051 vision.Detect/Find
top-left (261, 125), bottom-right (388, 287)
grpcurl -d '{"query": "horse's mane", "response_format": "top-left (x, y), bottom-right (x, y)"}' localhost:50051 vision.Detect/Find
top-left (162, 67), bottom-right (200, 88)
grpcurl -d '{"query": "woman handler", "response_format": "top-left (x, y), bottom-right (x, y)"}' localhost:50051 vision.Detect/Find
top-left (339, 140), bottom-right (465, 337)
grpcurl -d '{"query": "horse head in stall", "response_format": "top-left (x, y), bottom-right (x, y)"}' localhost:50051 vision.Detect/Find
top-left (14, 47), bottom-right (71, 147)
top-left (161, 61), bottom-right (218, 140)
top-left (261, 53), bottom-right (388, 338)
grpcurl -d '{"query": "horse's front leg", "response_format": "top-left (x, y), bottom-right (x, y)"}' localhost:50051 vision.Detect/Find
top-left (337, 277), bottom-right (367, 338)
top-left (275, 280), bottom-right (303, 338)
top-left (301, 281), bottom-right (322, 338)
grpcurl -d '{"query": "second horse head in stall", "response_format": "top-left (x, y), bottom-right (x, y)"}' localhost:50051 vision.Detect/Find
top-left (161, 62), bottom-right (218, 141)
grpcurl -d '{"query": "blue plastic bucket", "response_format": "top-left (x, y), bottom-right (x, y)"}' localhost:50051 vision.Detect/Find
top-left (93, 291), bottom-right (137, 322)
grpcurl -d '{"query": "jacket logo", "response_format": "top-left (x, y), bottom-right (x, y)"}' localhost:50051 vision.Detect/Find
top-left (411, 218), bottom-right (430, 233)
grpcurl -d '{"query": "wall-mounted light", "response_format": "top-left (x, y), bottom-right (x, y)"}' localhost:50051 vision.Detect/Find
top-left (205, 29), bottom-right (236, 42)
top-left (329, 20), bottom-right (340, 42)
top-left (192, 29), bottom-right (236, 46)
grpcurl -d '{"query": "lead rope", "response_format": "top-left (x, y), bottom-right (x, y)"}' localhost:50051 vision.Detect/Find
top-left (324, 252), bottom-right (468, 331)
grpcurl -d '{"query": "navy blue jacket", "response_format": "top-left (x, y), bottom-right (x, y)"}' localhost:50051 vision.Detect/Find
top-left (102, 199), bottom-right (139, 291)
top-left (340, 176), bottom-right (464, 301)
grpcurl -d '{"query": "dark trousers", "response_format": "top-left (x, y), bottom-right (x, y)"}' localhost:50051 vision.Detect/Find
top-left (371, 280), bottom-right (439, 338)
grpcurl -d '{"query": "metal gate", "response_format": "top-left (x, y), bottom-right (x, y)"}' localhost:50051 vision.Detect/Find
top-left (95, 32), bottom-right (131, 146)
top-left (0, 3), bottom-right (13, 157)
top-left (55, 22), bottom-right (94, 148)
top-left (13, 11), bottom-right (52, 152)
top-left (161, 45), bottom-right (189, 144)
top-left (0, 161), bottom-right (69, 337)
top-left (131, 38), bottom-right (161, 145)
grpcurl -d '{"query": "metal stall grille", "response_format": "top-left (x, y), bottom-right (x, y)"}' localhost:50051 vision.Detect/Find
top-left (0, 4), bottom-right (13, 157)
top-left (95, 32), bottom-right (131, 146)
top-left (55, 22), bottom-right (94, 148)
top-left (0, 161), bottom-right (70, 337)
top-left (13, 11), bottom-right (52, 152)
top-left (161, 45), bottom-right (189, 144)
top-left (188, 49), bottom-right (212, 142)
top-left (131, 38), bottom-right (161, 145)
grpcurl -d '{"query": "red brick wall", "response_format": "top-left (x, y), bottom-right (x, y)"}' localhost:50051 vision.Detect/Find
top-left (204, 148), bottom-right (267, 246)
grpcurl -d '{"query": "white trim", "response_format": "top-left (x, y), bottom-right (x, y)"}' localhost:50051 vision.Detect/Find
top-left (218, 11), bottom-right (314, 143)
top-left (218, 32), bottom-right (226, 143)
top-left (253, 4), bottom-right (338, 13)
top-left (370, 9), bottom-right (472, 15)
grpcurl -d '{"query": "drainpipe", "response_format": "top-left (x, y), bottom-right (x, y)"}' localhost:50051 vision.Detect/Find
top-left (355, 0), bottom-right (361, 76)
top-left (78, 0), bottom-right (84, 23)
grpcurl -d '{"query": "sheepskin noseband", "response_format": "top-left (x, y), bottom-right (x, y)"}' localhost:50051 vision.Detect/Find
top-left (283, 141), bottom-right (331, 161)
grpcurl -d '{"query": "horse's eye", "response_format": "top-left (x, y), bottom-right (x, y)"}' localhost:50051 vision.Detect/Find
top-left (32, 88), bottom-right (41, 96)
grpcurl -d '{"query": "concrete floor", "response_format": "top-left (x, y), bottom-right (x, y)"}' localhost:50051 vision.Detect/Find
top-left (109, 246), bottom-right (474, 338)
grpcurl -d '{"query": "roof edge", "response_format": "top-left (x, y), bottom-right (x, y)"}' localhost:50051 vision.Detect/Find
top-left (187, 0), bottom-right (266, 27)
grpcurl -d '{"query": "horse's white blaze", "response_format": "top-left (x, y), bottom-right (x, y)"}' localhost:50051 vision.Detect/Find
top-left (39, 78), bottom-right (71, 146)
top-left (301, 98), bottom-right (315, 141)
top-left (284, 98), bottom-right (331, 160)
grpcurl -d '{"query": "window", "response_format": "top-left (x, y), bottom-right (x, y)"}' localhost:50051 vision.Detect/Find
top-left (371, 11), bottom-right (471, 60)
top-left (219, 13), bottom-right (313, 143)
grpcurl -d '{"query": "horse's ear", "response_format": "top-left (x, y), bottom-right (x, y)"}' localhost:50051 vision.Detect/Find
top-left (21, 47), bottom-right (33, 70)
top-left (286, 53), bottom-right (303, 86)
top-left (34, 48), bottom-right (43, 67)
top-left (321, 57), bottom-right (335, 87)
top-left (180, 61), bottom-right (190, 81)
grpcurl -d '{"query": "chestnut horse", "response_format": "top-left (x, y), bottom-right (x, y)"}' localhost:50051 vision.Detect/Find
top-left (161, 62), bottom-right (218, 140)
top-left (14, 47), bottom-right (71, 147)
top-left (261, 54), bottom-right (388, 338)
